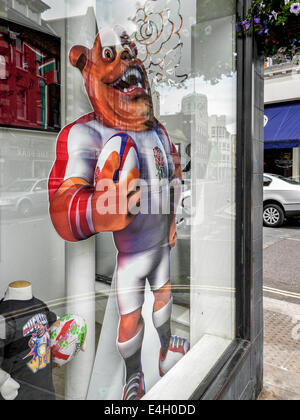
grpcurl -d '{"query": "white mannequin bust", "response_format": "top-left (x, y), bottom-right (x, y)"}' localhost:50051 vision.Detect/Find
top-left (4, 281), bottom-right (33, 302)
top-left (0, 281), bottom-right (32, 400)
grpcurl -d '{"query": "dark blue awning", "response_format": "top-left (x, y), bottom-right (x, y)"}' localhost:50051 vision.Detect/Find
top-left (264, 102), bottom-right (300, 149)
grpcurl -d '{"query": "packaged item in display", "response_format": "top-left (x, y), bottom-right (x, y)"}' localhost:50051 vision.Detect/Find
top-left (50, 315), bottom-right (87, 367)
top-left (0, 282), bottom-right (57, 401)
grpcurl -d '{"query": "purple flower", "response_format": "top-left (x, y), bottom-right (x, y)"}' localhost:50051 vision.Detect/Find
top-left (290, 2), bottom-right (300, 16)
top-left (242, 20), bottom-right (251, 30)
top-left (254, 17), bottom-right (261, 24)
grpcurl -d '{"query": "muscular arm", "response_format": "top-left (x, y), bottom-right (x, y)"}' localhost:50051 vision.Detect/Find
top-left (49, 177), bottom-right (95, 242)
top-left (48, 118), bottom-right (99, 242)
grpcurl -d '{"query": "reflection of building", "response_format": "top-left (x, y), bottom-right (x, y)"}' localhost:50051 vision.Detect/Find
top-left (160, 92), bottom-right (209, 178)
top-left (0, 24), bottom-right (60, 131)
top-left (208, 115), bottom-right (232, 180)
top-left (0, 134), bottom-right (55, 186)
top-left (183, 93), bottom-right (209, 179)
top-left (0, 0), bottom-right (60, 187)
top-left (0, 4), bottom-right (98, 187)
top-left (46, 7), bottom-right (98, 121)
top-left (0, 0), bottom-right (50, 29)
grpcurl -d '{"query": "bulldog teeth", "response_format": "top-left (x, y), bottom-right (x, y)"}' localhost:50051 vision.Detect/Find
top-left (109, 66), bottom-right (146, 92)
top-left (123, 67), bottom-right (143, 85)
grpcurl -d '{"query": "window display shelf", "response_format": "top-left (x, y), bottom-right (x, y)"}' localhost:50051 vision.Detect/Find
top-left (143, 334), bottom-right (232, 400)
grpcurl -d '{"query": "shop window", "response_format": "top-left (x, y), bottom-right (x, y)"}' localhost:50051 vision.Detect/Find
top-left (0, 0), bottom-right (238, 402)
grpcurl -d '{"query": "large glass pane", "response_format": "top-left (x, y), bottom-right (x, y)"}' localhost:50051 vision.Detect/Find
top-left (190, 0), bottom-right (237, 346)
top-left (0, 0), bottom-right (237, 401)
top-left (0, 0), bottom-right (97, 401)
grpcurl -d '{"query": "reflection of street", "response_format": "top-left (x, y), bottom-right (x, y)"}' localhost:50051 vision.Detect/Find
top-left (0, 212), bottom-right (48, 226)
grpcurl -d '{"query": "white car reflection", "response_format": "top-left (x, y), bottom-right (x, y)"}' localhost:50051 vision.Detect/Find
top-left (0, 178), bottom-right (48, 217)
top-left (264, 173), bottom-right (300, 228)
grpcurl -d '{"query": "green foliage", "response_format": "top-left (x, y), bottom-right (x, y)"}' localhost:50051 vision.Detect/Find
top-left (237, 1), bottom-right (300, 60)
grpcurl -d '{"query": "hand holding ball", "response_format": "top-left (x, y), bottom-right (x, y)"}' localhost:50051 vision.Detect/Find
top-left (92, 133), bottom-right (141, 233)
top-left (94, 133), bottom-right (140, 184)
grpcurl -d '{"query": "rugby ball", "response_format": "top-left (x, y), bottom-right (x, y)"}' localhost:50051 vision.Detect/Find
top-left (50, 314), bottom-right (87, 367)
top-left (94, 133), bottom-right (140, 184)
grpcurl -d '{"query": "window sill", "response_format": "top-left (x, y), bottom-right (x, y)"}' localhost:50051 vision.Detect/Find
top-left (143, 334), bottom-right (232, 400)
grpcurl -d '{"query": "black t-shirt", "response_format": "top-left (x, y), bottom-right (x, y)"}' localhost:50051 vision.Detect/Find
top-left (0, 297), bottom-right (57, 400)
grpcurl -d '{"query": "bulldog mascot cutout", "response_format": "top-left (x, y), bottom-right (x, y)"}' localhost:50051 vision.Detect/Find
top-left (48, 26), bottom-right (189, 400)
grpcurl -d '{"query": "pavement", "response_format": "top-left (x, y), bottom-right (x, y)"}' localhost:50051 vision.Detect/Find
top-left (260, 220), bottom-right (300, 401)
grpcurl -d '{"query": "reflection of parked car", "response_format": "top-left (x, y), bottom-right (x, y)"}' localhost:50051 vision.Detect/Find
top-left (263, 174), bottom-right (300, 228)
top-left (0, 179), bottom-right (48, 217)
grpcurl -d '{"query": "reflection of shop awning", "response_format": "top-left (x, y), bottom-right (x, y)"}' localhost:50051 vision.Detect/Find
top-left (264, 102), bottom-right (300, 149)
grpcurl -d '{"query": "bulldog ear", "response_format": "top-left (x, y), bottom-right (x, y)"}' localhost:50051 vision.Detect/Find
top-left (69, 46), bottom-right (89, 72)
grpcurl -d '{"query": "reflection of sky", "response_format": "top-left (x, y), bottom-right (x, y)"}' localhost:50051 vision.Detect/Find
top-left (96, 0), bottom-right (139, 32)
top-left (42, 0), bottom-right (236, 134)
top-left (157, 75), bottom-right (237, 134)
top-left (43, 0), bottom-right (196, 77)
top-left (42, 0), bottom-right (134, 25)
top-left (42, 0), bottom-right (96, 20)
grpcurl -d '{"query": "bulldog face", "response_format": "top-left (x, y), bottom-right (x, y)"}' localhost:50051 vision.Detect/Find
top-left (69, 26), bottom-right (154, 132)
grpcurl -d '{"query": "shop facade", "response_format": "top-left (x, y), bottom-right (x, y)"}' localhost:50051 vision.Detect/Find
top-left (264, 101), bottom-right (300, 180)
top-left (0, 0), bottom-right (263, 401)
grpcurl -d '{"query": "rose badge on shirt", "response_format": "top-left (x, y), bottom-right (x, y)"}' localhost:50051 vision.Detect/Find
top-left (153, 147), bottom-right (166, 181)
top-left (23, 314), bottom-right (51, 374)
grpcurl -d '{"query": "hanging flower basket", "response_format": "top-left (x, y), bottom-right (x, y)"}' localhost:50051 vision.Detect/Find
top-left (237, 0), bottom-right (300, 61)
